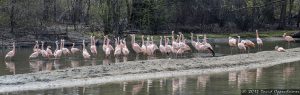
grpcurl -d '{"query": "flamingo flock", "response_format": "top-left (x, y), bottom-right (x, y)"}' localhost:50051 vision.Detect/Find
top-left (3, 31), bottom-right (296, 61)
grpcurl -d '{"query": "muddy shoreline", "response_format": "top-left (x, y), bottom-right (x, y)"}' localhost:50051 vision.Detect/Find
top-left (1, 47), bottom-right (300, 93)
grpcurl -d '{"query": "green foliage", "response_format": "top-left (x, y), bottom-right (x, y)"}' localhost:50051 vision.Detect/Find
top-left (0, 0), bottom-right (299, 34)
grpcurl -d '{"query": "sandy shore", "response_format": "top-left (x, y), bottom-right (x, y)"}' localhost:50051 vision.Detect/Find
top-left (1, 47), bottom-right (300, 93)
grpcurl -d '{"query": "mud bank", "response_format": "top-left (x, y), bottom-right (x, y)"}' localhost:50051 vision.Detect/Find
top-left (1, 48), bottom-right (300, 93)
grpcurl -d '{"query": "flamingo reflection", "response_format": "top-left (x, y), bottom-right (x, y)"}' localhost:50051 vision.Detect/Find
top-left (197, 75), bottom-right (209, 89)
top-left (71, 59), bottom-right (80, 68)
top-left (29, 60), bottom-right (43, 72)
top-left (5, 61), bottom-right (15, 75)
top-left (228, 72), bottom-right (237, 87)
top-left (53, 60), bottom-right (61, 70)
top-left (256, 68), bottom-right (263, 83)
top-left (283, 64), bottom-right (295, 81)
top-left (103, 58), bottom-right (111, 65)
top-left (172, 78), bottom-right (186, 95)
top-left (132, 81), bottom-right (144, 95)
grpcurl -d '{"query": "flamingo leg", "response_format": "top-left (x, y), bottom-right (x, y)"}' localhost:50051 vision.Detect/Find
top-left (230, 47), bottom-right (233, 54)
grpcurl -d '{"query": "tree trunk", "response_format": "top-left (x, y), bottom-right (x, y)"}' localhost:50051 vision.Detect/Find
top-left (43, 0), bottom-right (50, 21)
top-left (10, 0), bottom-right (16, 33)
top-left (288, 0), bottom-right (294, 25)
top-left (53, 0), bottom-right (57, 22)
top-left (85, 0), bottom-right (90, 25)
top-left (297, 10), bottom-right (300, 27)
top-left (251, 0), bottom-right (257, 31)
top-left (125, 0), bottom-right (132, 29)
top-left (278, 0), bottom-right (287, 29)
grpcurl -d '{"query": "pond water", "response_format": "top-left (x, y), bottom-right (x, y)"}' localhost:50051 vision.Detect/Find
top-left (0, 38), bottom-right (300, 94)
top-left (5, 59), bottom-right (300, 95)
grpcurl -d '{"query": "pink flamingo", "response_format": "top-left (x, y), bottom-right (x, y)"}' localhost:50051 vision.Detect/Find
top-left (150, 36), bottom-right (158, 55)
top-left (33, 41), bottom-right (41, 52)
top-left (29, 49), bottom-right (40, 59)
top-left (114, 37), bottom-right (122, 57)
top-left (141, 35), bottom-right (147, 55)
top-left (130, 34), bottom-right (142, 54)
top-left (203, 34), bottom-right (213, 50)
top-left (190, 33), bottom-right (197, 49)
top-left (256, 30), bottom-right (263, 49)
top-left (179, 33), bottom-right (190, 51)
top-left (237, 36), bottom-right (246, 53)
top-left (102, 35), bottom-right (107, 52)
top-left (283, 33), bottom-right (295, 48)
top-left (5, 42), bottom-right (16, 60)
top-left (46, 46), bottom-right (53, 57)
top-left (71, 43), bottom-right (80, 54)
top-left (146, 36), bottom-right (153, 56)
top-left (275, 46), bottom-right (286, 52)
top-left (82, 40), bottom-right (91, 59)
top-left (121, 39), bottom-right (130, 56)
top-left (90, 36), bottom-right (97, 56)
top-left (164, 36), bottom-right (172, 54)
top-left (228, 36), bottom-right (237, 53)
top-left (195, 42), bottom-right (215, 56)
top-left (194, 35), bottom-right (201, 51)
top-left (159, 36), bottom-right (166, 53)
top-left (54, 41), bottom-right (63, 59)
top-left (241, 39), bottom-right (255, 53)
top-left (40, 41), bottom-right (49, 58)
top-left (105, 39), bottom-right (114, 57)
top-left (171, 31), bottom-right (180, 52)
top-left (61, 39), bottom-right (70, 55)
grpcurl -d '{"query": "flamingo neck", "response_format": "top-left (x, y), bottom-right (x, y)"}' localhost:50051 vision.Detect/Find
top-left (13, 43), bottom-right (15, 51)
top-left (103, 37), bottom-right (106, 46)
top-left (160, 37), bottom-right (162, 45)
top-left (41, 43), bottom-right (44, 50)
top-left (56, 43), bottom-right (59, 51)
top-left (90, 37), bottom-right (93, 46)
top-left (83, 42), bottom-right (86, 49)
top-left (191, 34), bottom-right (193, 42)
top-left (256, 31), bottom-right (259, 38)
top-left (203, 35), bottom-right (207, 43)
top-left (142, 37), bottom-right (144, 45)
top-left (164, 38), bottom-right (167, 45)
top-left (60, 41), bottom-right (63, 49)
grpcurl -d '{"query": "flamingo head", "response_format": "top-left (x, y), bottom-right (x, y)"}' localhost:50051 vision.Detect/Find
top-left (172, 31), bottom-right (174, 34)
top-left (47, 46), bottom-right (51, 49)
top-left (256, 30), bottom-right (258, 33)
top-left (237, 36), bottom-right (240, 38)
top-left (283, 33), bottom-right (287, 37)
top-left (123, 39), bottom-right (126, 44)
top-left (160, 36), bottom-right (162, 39)
top-left (275, 46), bottom-right (279, 50)
top-left (41, 41), bottom-right (44, 44)
top-left (35, 41), bottom-right (38, 44)
top-left (55, 41), bottom-right (59, 44)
